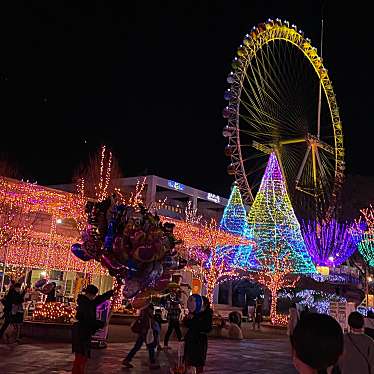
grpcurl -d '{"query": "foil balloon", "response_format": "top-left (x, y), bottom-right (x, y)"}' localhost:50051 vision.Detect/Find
top-left (35, 278), bottom-right (47, 289)
top-left (71, 243), bottom-right (93, 261)
top-left (122, 279), bottom-right (141, 299)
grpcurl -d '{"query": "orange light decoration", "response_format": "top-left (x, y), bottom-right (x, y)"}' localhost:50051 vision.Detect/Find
top-left (111, 278), bottom-right (124, 312)
top-left (180, 219), bottom-right (253, 304)
top-left (114, 177), bottom-right (147, 209)
top-left (32, 302), bottom-right (75, 324)
top-left (95, 145), bottom-right (113, 202)
top-left (250, 246), bottom-right (299, 326)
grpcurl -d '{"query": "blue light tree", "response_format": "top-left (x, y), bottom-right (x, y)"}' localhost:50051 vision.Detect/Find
top-left (219, 183), bottom-right (256, 268)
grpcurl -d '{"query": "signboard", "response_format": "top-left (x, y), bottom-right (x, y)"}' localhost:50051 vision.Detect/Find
top-left (207, 193), bottom-right (220, 203)
top-left (329, 301), bottom-right (355, 331)
top-left (168, 180), bottom-right (185, 191)
top-left (316, 266), bottom-right (329, 276)
top-left (91, 300), bottom-right (111, 342)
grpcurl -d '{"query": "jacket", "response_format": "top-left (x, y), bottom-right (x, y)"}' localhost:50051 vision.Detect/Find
top-left (75, 290), bottom-right (113, 336)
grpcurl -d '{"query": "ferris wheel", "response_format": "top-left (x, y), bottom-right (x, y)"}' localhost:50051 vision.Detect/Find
top-left (222, 19), bottom-right (345, 220)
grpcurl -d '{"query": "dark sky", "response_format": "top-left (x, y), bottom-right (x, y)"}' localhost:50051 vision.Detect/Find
top-left (0, 1), bottom-right (373, 197)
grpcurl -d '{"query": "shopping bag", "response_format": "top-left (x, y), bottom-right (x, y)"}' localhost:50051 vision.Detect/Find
top-left (146, 326), bottom-right (154, 345)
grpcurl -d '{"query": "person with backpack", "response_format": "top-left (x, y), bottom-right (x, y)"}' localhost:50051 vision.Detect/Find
top-left (71, 284), bottom-right (114, 374)
top-left (122, 303), bottom-right (160, 370)
top-left (339, 311), bottom-right (374, 374)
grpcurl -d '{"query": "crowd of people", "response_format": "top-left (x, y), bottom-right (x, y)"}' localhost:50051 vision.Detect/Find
top-left (1, 281), bottom-right (374, 373)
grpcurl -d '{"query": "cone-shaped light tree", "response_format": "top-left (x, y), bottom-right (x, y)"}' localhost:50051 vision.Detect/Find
top-left (219, 184), bottom-right (256, 268)
top-left (248, 152), bottom-right (315, 324)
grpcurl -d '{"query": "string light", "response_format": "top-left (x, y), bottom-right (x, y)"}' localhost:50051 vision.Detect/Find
top-left (247, 152), bottom-right (315, 274)
top-left (219, 184), bottom-right (256, 268)
top-left (302, 219), bottom-right (357, 267)
top-left (250, 247), bottom-right (299, 325)
top-left (32, 302), bottom-right (75, 323)
top-left (358, 233), bottom-right (374, 267)
top-left (184, 219), bottom-right (246, 303)
top-left (351, 205), bottom-right (374, 266)
top-left (111, 278), bottom-right (124, 312)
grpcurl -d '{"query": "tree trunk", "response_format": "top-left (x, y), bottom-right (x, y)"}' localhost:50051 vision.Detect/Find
top-left (270, 288), bottom-right (278, 324)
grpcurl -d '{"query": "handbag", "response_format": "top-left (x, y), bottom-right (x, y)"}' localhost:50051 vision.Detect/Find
top-left (145, 318), bottom-right (154, 345)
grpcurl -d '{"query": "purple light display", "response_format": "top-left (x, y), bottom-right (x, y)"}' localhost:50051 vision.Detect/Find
top-left (302, 219), bottom-right (357, 267)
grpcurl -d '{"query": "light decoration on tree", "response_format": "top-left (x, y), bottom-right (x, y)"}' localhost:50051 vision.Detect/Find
top-left (219, 184), bottom-right (256, 268)
top-left (302, 219), bottom-right (357, 267)
top-left (247, 152), bottom-right (315, 274)
top-left (351, 205), bottom-right (374, 266)
top-left (96, 145), bottom-right (113, 202)
top-left (189, 219), bottom-right (241, 304)
top-left (278, 289), bottom-right (346, 315)
top-left (251, 246), bottom-right (299, 325)
top-left (166, 217), bottom-right (253, 251)
top-left (111, 278), bottom-right (124, 312)
top-left (358, 233), bottom-right (374, 267)
top-left (114, 177), bottom-right (147, 209)
top-left (32, 302), bottom-right (75, 323)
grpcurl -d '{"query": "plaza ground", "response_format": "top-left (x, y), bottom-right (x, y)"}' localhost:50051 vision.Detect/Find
top-left (0, 334), bottom-right (296, 374)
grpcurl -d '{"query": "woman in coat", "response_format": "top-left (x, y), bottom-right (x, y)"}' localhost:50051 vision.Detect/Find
top-left (72, 284), bottom-right (113, 374)
top-left (184, 296), bottom-right (213, 373)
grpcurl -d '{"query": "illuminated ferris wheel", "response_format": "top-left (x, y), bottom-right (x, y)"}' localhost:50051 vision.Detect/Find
top-left (222, 18), bottom-right (345, 220)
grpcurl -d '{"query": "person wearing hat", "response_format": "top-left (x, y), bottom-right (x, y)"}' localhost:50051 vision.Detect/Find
top-left (72, 284), bottom-right (114, 374)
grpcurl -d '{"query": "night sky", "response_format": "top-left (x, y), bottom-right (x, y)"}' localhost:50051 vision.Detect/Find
top-left (0, 1), bottom-right (373, 198)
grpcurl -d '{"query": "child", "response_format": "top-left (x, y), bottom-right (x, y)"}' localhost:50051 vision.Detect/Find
top-left (123, 303), bottom-right (160, 369)
top-left (72, 284), bottom-right (114, 374)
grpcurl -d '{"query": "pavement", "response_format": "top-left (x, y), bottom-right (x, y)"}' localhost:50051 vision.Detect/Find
top-left (0, 337), bottom-right (296, 374)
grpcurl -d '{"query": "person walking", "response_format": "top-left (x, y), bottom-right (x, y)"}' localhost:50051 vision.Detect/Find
top-left (71, 284), bottom-right (114, 374)
top-left (163, 289), bottom-right (183, 349)
top-left (184, 296), bottom-right (213, 374)
top-left (122, 303), bottom-right (160, 370)
top-left (253, 298), bottom-right (263, 330)
top-left (0, 283), bottom-right (25, 342)
top-left (339, 311), bottom-right (374, 374)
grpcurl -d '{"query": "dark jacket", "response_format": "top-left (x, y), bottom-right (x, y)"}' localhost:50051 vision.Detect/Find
top-left (1, 288), bottom-right (25, 314)
top-left (184, 307), bottom-right (213, 367)
top-left (72, 290), bottom-right (113, 357)
top-left (46, 288), bottom-right (56, 302)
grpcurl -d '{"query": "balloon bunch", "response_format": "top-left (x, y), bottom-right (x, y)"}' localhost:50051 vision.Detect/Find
top-left (72, 196), bottom-right (186, 299)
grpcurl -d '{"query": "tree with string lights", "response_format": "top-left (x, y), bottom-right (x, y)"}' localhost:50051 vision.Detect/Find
top-left (73, 145), bottom-right (123, 201)
top-left (219, 183), bottom-right (256, 268)
top-left (189, 219), bottom-right (240, 304)
top-left (247, 152), bottom-right (315, 324)
top-left (251, 246), bottom-right (299, 325)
